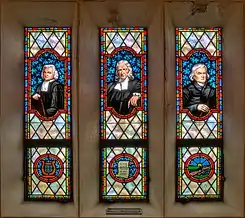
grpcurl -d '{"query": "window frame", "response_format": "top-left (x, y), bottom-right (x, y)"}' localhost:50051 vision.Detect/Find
top-left (0, 0), bottom-right (243, 217)
top-left (0, 1), bottom-right (78, 217)
top-left (164, 2), bottom-right (244, 217)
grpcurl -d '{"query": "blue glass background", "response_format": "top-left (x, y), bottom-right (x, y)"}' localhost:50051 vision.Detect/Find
top-left (181, 52), bottom-right (216, 88)
top-left (31, 52), bottom-right (65, 94)
top-left (106, 50), bottom-right (141, 82)
top-left (190, 157), bottom-right (211, 167)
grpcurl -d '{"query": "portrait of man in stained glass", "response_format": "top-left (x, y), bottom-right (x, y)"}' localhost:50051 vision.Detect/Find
top-left (183, 63), bottom-right (216, 117)
top-left (31, 64), bottom-right (64, 117)
top-left (107, 60), bottom-right (141, 115)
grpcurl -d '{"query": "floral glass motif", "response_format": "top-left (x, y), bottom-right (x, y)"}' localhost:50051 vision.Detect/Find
top-left (176, 28), bottom-right (224, 201)
top-left (24, 27), bottom-right (72, 201)
top-left (100, 27), bottom-right (148, 202)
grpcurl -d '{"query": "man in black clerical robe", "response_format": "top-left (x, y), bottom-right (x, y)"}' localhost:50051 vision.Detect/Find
top-left (31, 65), bottom-right (64, 117)
top-left (182, 63), bottom-right (216, 117)
top-left (107, 60), bottom-right (141, 115)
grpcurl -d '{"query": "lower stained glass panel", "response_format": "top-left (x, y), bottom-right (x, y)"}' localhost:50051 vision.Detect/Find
top-left (177, 146), bottom-right (223, 201)
top-left (25, 147), bottom-right (72, 201)
top-left (101, 147), bottom-right (148, 201)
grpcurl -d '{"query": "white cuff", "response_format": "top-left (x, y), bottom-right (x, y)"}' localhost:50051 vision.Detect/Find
top-left (133, 93), bottom-right (141, 97)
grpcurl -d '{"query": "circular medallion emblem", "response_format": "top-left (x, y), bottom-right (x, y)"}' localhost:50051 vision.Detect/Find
top-left (109, 153), bottom-right (140, 183)
top-left (184, 153), bottom-right (215, 183)
top-left (33, 153), bottom-right (64, 183)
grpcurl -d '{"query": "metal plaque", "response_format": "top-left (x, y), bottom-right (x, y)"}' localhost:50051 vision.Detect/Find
top-left (106, 208), bottom-right (142, 216)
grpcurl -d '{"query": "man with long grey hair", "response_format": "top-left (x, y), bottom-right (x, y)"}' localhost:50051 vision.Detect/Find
top-left (182, 63), bottom-right (216, 117)
top-left (31, 64), bottom-right (64, 117)
top-left (107, 60), bottom-right (141, 115)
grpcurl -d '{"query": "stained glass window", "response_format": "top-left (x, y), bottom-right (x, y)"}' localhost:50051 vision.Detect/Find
top-left (176, 27), bottom-right (224, 201)
top-left (100, 27), bottom-right (149, 202)
top-left (24, 27), bottom-right (72, 201)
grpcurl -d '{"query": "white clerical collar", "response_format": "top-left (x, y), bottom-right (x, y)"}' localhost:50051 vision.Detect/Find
top-left (197, 82), bottom-right (205, 87)
top-left (119, 77), bottom-right (129, 84)
top-left (114, 77), bottom-right (129, 90)
top-left (41, 79), bottom-right (55, 91)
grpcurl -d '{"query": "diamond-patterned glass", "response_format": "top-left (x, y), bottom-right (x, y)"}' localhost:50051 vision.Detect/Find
top-left (176, 27), bottom-right (223, 201)
top-left (24, 27), bottom-right (72, 201)
top-left (100, 27), bottom-right (149, 202)
top-left (105, 111), bottom-right (143, 139)
top-left (176, 28), bottom-right (222, 140)
top-left (100, 28), bottom-right (147, 140)
top-left (177, 146), bottom-right (223, 200)
top-left (29, 114), bottom-right (66, 139)
top-left (101, 147), bottom-right (147, 201)
top-left (26, 147), bottom-right (72, 200)
top-left (24, 27), bottom-right (71, 140)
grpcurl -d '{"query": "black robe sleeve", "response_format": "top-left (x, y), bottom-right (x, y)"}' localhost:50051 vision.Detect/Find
top-left (132, 80), bottom-right (141, 95)
top-left (31, 85), bottom-right (43, 113)
top-left (183, 86), bottom-right (198, 112)
top-left (107, 83), bottom-right (132, 106)
top-left (107, 79), bottom-right (141, 115)
top-left (206, 88), bottom-right (216, 109)
top-left (46, 84), bottom-right (64, 116)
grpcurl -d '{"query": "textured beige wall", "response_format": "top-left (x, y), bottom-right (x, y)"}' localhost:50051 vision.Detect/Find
top-left (0, 0), bottom-right (244, 217)
top-left (164, 2), bottom-right (244, 217)
top-left (78, 1), bottom-right (164, 217)
top-left (0, 1), bottom-right (79, 217)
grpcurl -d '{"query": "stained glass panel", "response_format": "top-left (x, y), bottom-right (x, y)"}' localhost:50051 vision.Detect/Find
top-left (176, 27), bottom-right (223, 201)
top-left (100, 27), bottom-right (148, 140)
top-left (101, 147), bottom-right (148, 201)
top-left (24, 27), bottom-right (72, 201)
top-left (177, 146), bottom-right (223, 200)
top-left (176, 28), bottom-right (222, 139)
top-left (100, 27), bottom-right (149, 202)
top-left (24, 27), bottom-right (71, 140)
top-left (25, 147), bottom-right (72, 200)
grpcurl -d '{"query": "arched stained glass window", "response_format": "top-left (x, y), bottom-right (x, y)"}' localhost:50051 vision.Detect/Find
top-left (175, 27), bottom-right (224, 201)
top-left (99, 27), bottom-right (149, 202)
top-left (24, 27), bottom-right (72, 201)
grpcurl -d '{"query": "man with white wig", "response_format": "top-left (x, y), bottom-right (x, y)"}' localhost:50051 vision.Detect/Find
top-left (182, 63), bottom-right (216, 117)
top-left (107, 60), bottom-right (141, 115)
top-left (31, 64), bottom-right (64, 117)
